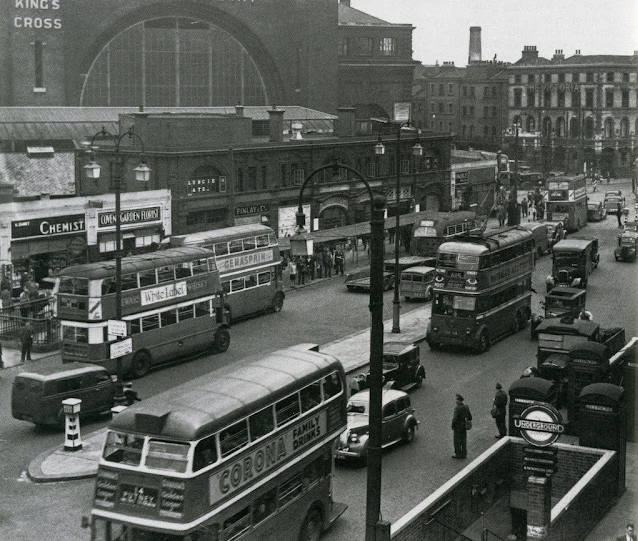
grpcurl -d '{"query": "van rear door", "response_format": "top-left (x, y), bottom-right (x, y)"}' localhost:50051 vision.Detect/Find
top-left (11, 376), bottom-right (44, 424)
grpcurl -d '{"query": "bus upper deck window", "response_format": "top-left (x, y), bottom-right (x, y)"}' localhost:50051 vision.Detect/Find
top-left (256, 234), bottom-right (269, 248)
top-left (214, 242), bottom-right (229, 256)
top-left (243, 236), bottom-right (256, 251)
top-left (120, 273), bottom-right (138, 291)
top-left (249, 407), bottom-right (274, 440)
top-left (145, 440), bottom-right (189, 473)
top-left (229, 240), bottom-right (243, 254)
top-left (275, 394), bottom-right (300, 426)
top-left (176, 263), bottom-right (191, 279)
top-left (192, 259), bottom-right (208, 275)
top-left (157, 265), bottom-right (175, 284)
top-left (220, 420), bottom-right (249, 457)
top-left (301, 382), bottom-right (321, 412)
top-left (322, 373), bottom-right (342, 399)
top-left (138, 270), bottom-right (157, 288)
top-left (101, 277), bottom-right (116, 295)
top-left (193, 435), bottom-right (218, 471)
top-left (103, 432), bottom-right (145, 465)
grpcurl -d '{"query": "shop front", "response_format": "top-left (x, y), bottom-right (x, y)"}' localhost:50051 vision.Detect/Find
top-left (0, 190), bottom-right (171, 294)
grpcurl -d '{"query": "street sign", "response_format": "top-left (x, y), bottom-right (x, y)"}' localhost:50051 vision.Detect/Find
top-left (393, 102), bottom-right (411, 122)
top-left (515, 404), bottom-right (565, 447)
top-left (108, 319), bottom-right (128, 338)
top-left (110, 338), bottom-right (133, 359)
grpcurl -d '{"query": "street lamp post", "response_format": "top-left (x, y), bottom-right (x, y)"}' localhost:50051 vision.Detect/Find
top-left (374, 120), bottom-right (422, 333)
top-left (509, 122), bottom-right (521, 226)
top-left (84, 126), bottom-right (151, 404)
top-left (292, 161), bottom-right (386, 541)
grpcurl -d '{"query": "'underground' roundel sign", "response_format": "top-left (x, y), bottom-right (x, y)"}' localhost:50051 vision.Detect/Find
top-left (514, 403), bottom-right (564, 447)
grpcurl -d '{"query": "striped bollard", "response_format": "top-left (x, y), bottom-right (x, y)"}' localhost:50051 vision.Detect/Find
top-left (62, 398), bottom-right (82, 452)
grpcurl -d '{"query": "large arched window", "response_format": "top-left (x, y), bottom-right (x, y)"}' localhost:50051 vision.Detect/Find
top-left (604, 117), bottom-right (615, 138)
top-left (555, 117), bottom-right (565, 137)
top-left (526, 116), bottom-right (536, 132)
top-left (569, 117), bottom-right (580, 138)
top-left (81, 17), bottom-right (268, 106)
top-left (620, 117), bottom-right (630, 138)
top-left (584, 117), bottom-right (595, 139)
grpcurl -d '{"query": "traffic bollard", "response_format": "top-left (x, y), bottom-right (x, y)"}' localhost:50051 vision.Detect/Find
top-left (62, 398), bottom-right (82, 452)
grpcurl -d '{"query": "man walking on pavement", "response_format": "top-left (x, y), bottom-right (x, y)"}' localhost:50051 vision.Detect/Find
top-left (492, 383), bottom-right (508, 438)
top-left (21, 322), bottom-right (33, 362)
top-left (617, 201), bottom-right (624, 228)
top-left (451, 393), bottom-right (472, 459)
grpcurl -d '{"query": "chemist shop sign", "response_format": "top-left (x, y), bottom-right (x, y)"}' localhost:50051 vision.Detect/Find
top-left (12, 214), bottom-right (86, 240)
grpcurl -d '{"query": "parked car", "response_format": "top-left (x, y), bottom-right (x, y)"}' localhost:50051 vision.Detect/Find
top-left (335, 388), bottom-right (419, 464)
top-left (11, 363), bottom-right (139, 428)
top-left (615, 223), bottom-right (638, 262)
top-left (587, 201), bottom-right (607, 222)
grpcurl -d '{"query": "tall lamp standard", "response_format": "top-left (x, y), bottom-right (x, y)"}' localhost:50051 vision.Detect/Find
top-left (291, 162), bottom-right (386, 541)
top-left (374, 119), bottom-right (422, 333)
top-left (84, 127), bottom-right (151, 404)
top-left (509, 121), bottom-right (521, 226)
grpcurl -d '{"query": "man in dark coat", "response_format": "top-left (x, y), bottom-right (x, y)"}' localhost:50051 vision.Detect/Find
top-left (21, 322), bottom-right (33, 362)
top-left (493, 383), bottom-right (508, 438)
top-left (451, 394), bottom-right (472, 459)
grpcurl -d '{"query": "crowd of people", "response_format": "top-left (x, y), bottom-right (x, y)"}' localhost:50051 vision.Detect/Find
top-left (284, 247), bottom-right (346, 288)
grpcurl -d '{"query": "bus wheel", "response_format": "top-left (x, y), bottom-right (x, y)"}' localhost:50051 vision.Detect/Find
top-left (271, 292), bottom-right (285, 313)
top-left (213, 328), bottom-right (231, 353)
top-left (299, 509), bottom-right (323, 541)
top-left (476, 331), bottom-right (490, 354)
top-left (131, 352), bottom-right (151, 379)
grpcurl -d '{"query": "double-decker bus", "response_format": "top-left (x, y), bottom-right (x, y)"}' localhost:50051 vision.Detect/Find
top-left (409, 211), bottom-right (480, 258)
top-left (545, 175), bottom-right (588, 232)
top-left (426, 228), bottom-right (534, 354)
top-left (170, 225), bottom-right (284, 322)
top-left (88, 345), bottom-right (348, 541)
top-left (56, 247), bottom-right (230, 378)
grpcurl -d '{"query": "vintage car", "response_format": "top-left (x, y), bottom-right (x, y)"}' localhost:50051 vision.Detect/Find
top-left (587, 201), bottom-right (607, 222)
top-left (530, 286), bottom-right (587, 339)
top-left (546, 237), bottom-right (599, 291)
top-left (604, 189), bottom-right (623, 200)
top-left (517, 222), bottom-right (550, 258)
top-left (345, 270), bottom-right (394, 292)
top-left (335, 389), bottom-right (419, 464)
top-left (540, 219), bottom-right (566, 248)
top-left (615, 223), bottom-right (638, 262)
top-left (400, 266), bottom-right (436, 302)
top-left (604, 194), bottom-right (625, 216)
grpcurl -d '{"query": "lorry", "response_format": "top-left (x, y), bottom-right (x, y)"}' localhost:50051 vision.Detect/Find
top-left (345, 256), bottom-right (435, 292)
top-left (530, 286), bottom-right (587, 338)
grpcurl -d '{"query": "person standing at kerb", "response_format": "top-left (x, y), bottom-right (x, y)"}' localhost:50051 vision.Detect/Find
top-left (21, 322), bottom-right (34, 362)
top-left (492, 383), bottom-right (508, 439)
top-left (451, 394), bottom-right (472, 459)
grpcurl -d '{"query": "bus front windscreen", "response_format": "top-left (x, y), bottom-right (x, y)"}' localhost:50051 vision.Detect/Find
top-left (433, 292), bottom-right (476, 318)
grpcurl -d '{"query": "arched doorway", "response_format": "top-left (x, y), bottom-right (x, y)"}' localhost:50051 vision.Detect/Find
top-left (424, 194), bottom-right (440, 211)
top-left (81, 16), bottom-right (268, 106)
top-left (319, 206), bottom-right (348, 230)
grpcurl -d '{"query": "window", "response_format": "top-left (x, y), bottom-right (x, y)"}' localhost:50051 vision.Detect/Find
top-left (34, 40), bottom-right (44, 88)
top-left (138, 270), bottom-right (156, 287)
top-left (448, 83), bottom-right (453, 95)
top-left (145, 440), bottom-right (189, 473)
top-left (244, 274), bottom-right (257, 289)
top-left (514, 88), bottom-right (522, 107)
top-left (382, 402), bottom-right (396, 419)
top-left (278, 473), bottom-right (303, 508)
top-left (448, 102), bottom-right (453, 113)
top-left (247, 166), bottom-right (257, 191)
top-left (462, 106), bottom-right (467, 117)
top-left (606, 89), bottom-right (614, 107)
top-left (194, 300), bottom-right (211, 317)
top-left (585, 88), bottom-right (594, 107)
top-left (276, 394), bottom-right (300, 426)
top-left (280, 163), bottom-right (288, 186)
top-left (220, 420), bottom-right (249, 457)
top-left (193, 435), bottom-right (217, 471)
top-left (160, 308), bottom-right (177, 327)
top-left (558, 73), bottom-right (565, 83)
top-left (58, 277), bottom-right (89, 295)
top-left (572, 72), bottom-right (580, 83)
top-left (571, 89), bottom-right (580, 108)
top-left (222, 506), bottom-right (251, 541)
top-left (178, 305), bottom-right (194, 321)
top-left (229, 239), bottom-right (243, 253)
top-left (292, 165), bottom-right (305, 186)
top-left (543, 88), bottom-right (551, 107)
top-left (258, 271), bottom-right (272, 285)
top-left (249, 407), bottom-right (275, 440)
top-left (586, 72), bottom-right (594, 83)
top-left (243, 236), bottom-right (256, 251)
top-left (253, 489), bottom-right (277, 525)
top-left (515, 74), bottom-right (522, 84)
top-left (300, 382), bottom-right (321, 412)
top-left (231, 278), bottom-right (245, 292)
top-left (492, 106), bottom-right (497, 117)
top-left (557, 90), bottom-right (565, 107)
top-left (338, 37), bottom-right (348, 56)
top-left (192, 257), bottom-right (209, 275)
top-left (260, 165), bottom-right (268, 190)
top-left (214, 242), bottom-right (229, 256)
top-left (236, 168), bottom-right (244, 193)
top-left (470, 86), bottom-right (475, 98)
top-left (438, 102), bottom-right (444, 113)
top-left (379, 37), bottom-right (396, 56)
top-left (256, 234), bottom-right (270, 248)
top-left (439, 83), bottom-right (444, 96)
top-left (622, 90), bottom-right (629, 108)
top-left (484, 106), bottom-right (489, 118)
top-left (142, 313), bottom-right (159, 332)
top-left (462, 86), bottom-right (467, 97)
top-left (63, 325), bottom-right (88, 343)
top-left (366, 158), bottom-right (377, 178)
top-left (156, 265), bottom-right (175, 284)
top-left (322, 373), bottom-right (342, 399)
top-left (606, 72), bottom-right (614, 83)
top-left (352, 37), bottom-right (373, 56)
top-left (103, 432), bottom-right (145, 465)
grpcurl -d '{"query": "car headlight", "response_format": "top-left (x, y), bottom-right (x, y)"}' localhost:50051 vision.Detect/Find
top-left (432, 326), bottom-right (439, 332)
top-left (466, 328), bottom-right (471, 335)
top-left (348, 433), bottom-right (359, 443)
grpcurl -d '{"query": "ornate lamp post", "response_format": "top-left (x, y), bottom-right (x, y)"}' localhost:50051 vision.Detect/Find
top-left (84, 126), bottom-right (150, 404)
top-left (292, 161), bottom-right (386, 541)
top-left (374, 120), bottom-right (422, 333)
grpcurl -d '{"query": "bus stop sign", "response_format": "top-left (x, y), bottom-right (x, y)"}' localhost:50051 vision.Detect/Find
top-left (110, 338), bottom-right (133, 359)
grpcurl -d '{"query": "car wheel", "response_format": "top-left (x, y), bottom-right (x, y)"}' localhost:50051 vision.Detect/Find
top-left (299, 509), bottom-right (322, 541)
top-left (428, 340), bottom-right (441, 351)
top-left (131, 351), bottom-right (151, 379)
top-left (476, 331), bottom-right (490, 354)
top-left (403, 423), bottom-right (416, 443)
top-left (415, 373), bottom-right (423, 388)
top-left (213, 328), bottom-right (230, 353)
top-left (271, 292), bottom-right (284, 313)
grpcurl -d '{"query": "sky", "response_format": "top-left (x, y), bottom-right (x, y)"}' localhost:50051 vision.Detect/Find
top-left (349, 0), bottom-right (638, 66)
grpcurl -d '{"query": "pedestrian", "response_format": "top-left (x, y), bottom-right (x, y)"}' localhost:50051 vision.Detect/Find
top-left (617, 202), bottom-right (624, 228)
top-left (536, 202), bottom-right (544, 220)
top-left (492, 383), bottom-right (508, 439)
top-left (0, 274), bottom-right (12, 293)
top-left (322, 249), bottom-right (332, 278)
top-left (296, 257), bottom-right (306, 285)
top-left (0, 286), bottom-right (12, 310)
top-left (335, 250), bottom-right (345, 276)
top-left (497, 203), bottom-right (505, 226)
top-left (349, 374), bottom-right (365, 397)
top-left (521, 198), bottom-right (528, 217)
top-left (0, 339), bottom-right (3, 370)
top-left (306, 256), bottom-right (314, 281)
top-left (592, 178), bottom-right (598, 192)
top-left (616, 523), bottom-right (636, 541)
top-left (287, 258), bottom-right (297, 288)
top-left (451, 393), bottom-right (472, 459)
top-left (529, 205), bottom-right (537, 222)
top-left (21, 322), bottom-right (33, 362)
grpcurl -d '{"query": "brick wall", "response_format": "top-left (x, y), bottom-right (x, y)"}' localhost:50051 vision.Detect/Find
top-left (391, 438), bottom-right (510, 541)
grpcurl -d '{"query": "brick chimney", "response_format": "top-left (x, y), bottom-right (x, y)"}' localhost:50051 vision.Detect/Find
top-left (268, 106), bottom-right (284, 143)
top-left (521, 46), bottom-right (539, 62)
top-left (468, 27), bottom-right (482, 64)
top-left (334, 106), bottom-right (355, 137)
top-left (552, 49), bottom-right (565, 62)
